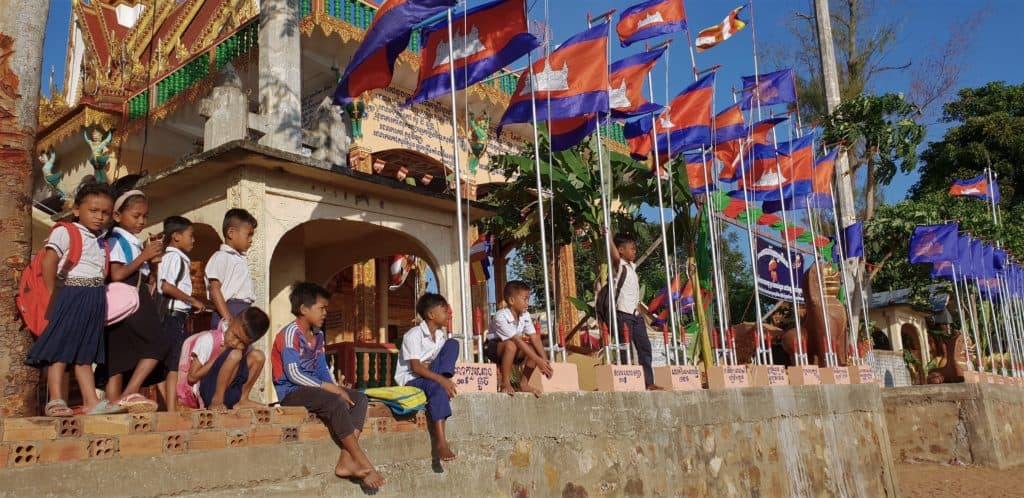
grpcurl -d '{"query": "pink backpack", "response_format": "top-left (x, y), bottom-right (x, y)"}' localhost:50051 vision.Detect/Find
top-left (176, 328), bottom-right (225, 409)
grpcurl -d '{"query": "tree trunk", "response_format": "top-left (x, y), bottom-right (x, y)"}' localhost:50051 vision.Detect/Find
top-left (864, 157), bottom-right (876, 221)
top-left (0, 3), bottom-right (50, 416)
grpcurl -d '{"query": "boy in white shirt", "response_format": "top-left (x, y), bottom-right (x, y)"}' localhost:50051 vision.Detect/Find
top-left (394, 293), bottom-right (459, 462)
top-left (485, 280), bottom-right (553, 396)
top-left (610, 232), bottom-right (659, 390)
top-left (157, 216), bottom-right (206, 411)
top-left (206, 208), bottom-right (257, 328)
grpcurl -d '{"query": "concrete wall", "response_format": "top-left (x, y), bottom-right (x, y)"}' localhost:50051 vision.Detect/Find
top-left (0, 387), bottom-right (899, 497)
top-left (871, 351), bottom-right (912, 388)
top-left (883, 384), bottom-right (1024, 469)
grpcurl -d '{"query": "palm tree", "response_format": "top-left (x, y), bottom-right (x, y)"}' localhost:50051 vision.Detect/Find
top-left (0, 3), bottom-right (52, 416)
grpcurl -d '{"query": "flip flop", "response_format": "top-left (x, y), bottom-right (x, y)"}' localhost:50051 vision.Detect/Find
top-left (87, 400), bottom-right (127, 415)
top-left (44, 399), bottom-right (74, 417)
top-left (118, 393), bottom-right (158, 413)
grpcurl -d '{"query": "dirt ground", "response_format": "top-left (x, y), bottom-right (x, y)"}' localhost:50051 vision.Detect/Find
top-left (898, 462), bottom-right (1024, 498)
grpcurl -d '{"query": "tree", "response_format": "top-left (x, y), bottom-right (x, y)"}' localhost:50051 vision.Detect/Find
top-left (821, 93), bottom-right (926, 220)
top-left (0, 3), bottom-right (51, 416)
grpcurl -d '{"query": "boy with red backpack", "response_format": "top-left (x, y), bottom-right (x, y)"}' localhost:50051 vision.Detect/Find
top-left (176, 307), bottom-right (269, 410)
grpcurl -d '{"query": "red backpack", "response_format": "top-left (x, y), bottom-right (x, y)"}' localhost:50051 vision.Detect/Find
top-left (17, 222), bottom-right (86, 336)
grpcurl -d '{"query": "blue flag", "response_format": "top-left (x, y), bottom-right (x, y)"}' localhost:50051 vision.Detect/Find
top-left (908, 223), bottom-right (959, 264)
top-left (843, 221), bottom-right (864, 259)
top-left (739, 68), bottom-right (797, 110)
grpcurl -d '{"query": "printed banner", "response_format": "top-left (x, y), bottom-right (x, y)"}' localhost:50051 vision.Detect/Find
top-left (756, 238), bottom-right (805, 304)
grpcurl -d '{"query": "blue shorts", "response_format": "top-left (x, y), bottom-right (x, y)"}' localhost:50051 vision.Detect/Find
top-left (198, 348), bottom-right (250, 409)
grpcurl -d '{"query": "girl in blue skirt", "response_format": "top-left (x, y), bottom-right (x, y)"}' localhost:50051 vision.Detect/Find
top-left (27, 182), bottom-right (125, 416)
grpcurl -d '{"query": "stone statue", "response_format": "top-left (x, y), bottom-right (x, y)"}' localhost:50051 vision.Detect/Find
top-left (926, 325), bottom-right (966, 383)
top-left (345, 97), bottom-right (367, 139)
top-left (84, 128), bottom-right (116, 184)
top-left (468, 112), bottom-right (490, 173)
top-left (198, 63), bottom-right (248, 151)
top-left (801, 263), bottom-right (849, 368)
top-left (306, 96), bottom-right (351, 166)
top-left (38, 150), bottom-right (65, 200)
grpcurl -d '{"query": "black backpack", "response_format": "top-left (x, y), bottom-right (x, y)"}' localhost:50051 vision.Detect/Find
top-left (595, 265), bottom-right (627, 325)
top-left (156, 255), bottom-right (188, 323)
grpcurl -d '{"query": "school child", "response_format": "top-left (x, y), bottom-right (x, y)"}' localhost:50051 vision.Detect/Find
top-left (609, 232), bottom-right (660, 390)
top-left (206, 209), bottom-right (257, 329)
top-left (26, 182), bottom-right (125, 416)
top-left (101, 189), bottom-right (173, 412)
top-left (181, 307), bottom-right (268, 410)
top-left (394, 293), bottom-right (459, 462)
top-left (485, 280), bottom-right (553, 396)
top-left (272, 283), bottom-right (384, 489)
top-left (157, 216), bottom-right (206, 411)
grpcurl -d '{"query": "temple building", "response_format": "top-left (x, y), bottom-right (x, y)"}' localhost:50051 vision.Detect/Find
top-left (33, 0), bottom-right (629, 400)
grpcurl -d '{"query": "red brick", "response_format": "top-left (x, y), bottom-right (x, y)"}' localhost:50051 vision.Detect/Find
top-left (271, 406), bottom-right (307, 425)
top-left (10, 443), bottom-right (39, 466)
top-left (154, 412), bottom-right (193, 432)
top-left (2, 418), bottom-right (58, 441)
top-left (193, 411), bottom-right (215, 429)
top-left (298, 423), bottom-right (330, 442)
top-left (164, 433), bottom-right (186, 453)
top-left (0, 444), bottom-right (9, 468)
top-left (87, 438), bottom-right (117, 459)
top-left (366, 403), bottom-right (392, 418)
top-left (188, 430), bottom-right (228, 451)
top-left (82, 415), bottom-right (132, 436)
top-left (119, 434), bottom-right (164, 457)
top-left (227, 430), bottom-right (248, 448)
top-left (39, 439), bottom-right (89, 464)
top-left (130, 414), bottom-right (153, 433)
top-left (390, 420), bottom-right (419, 433)
top-left (215, 409), bottom-right (254, 429)
top-left (249, 426), bottom-right (282, 446)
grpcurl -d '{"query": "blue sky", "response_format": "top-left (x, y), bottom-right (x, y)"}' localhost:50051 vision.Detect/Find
top-left (42, 0), bottom-right (1023, 202)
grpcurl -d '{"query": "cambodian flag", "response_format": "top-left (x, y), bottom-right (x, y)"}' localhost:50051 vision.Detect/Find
top-left (609, 48), bottom-right (666, 120)
top-left (624, 117), bottom-right (654, 160)
top-left (407, 0), bottom-right (539, 106)
top-left (949, 173), bottom-right (999, 204)
top-left (740, 68), bottom-right (797, 110)
top-left (616, 0), bottom-right (687, 47)
top-left (761, 144), bottom-right (833, 213)
top-left (653, 72), bottom-right (715, 154)
top-left (749, 116), bottom-right (787, 145)
top-left (715, 104), bottom-right (746, 143)
top-left (756, 134), bottom-right (814, 207)
top-left (334, 0), bottom-right (458, 105)
top-left (499, 24), bottom-right (610, 128)
top-left (550, 114), bottom-right (598, 152)
top-left (695, 5), bottom-right (747, 52)
top-left (685, 151), bottom-right (716, 195)
top-left (908, 223), bottom-right (959, 264)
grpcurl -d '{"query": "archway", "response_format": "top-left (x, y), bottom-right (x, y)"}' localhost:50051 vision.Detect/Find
top-left (901, 323), bottom-right (925, 384)
top-left (872, 328), bottom-right (893, 351)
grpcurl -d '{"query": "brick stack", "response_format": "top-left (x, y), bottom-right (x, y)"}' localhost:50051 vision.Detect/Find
top-left (0, 403), bottom-right (426, 467)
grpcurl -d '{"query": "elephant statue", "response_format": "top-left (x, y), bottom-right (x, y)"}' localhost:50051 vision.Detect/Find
top-left (800, 263), bottom-right (849, 368)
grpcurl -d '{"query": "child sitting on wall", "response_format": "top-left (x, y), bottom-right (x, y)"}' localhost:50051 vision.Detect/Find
top-left (394, 293), bottom-right (460, 462)
top-left (179, 307), bottom-right (269, 410)
top-left (485, 280), bottom-right (553, 396)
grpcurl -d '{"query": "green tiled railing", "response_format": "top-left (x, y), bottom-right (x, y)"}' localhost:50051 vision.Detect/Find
top-left (318, 0), bottom-right (423, 53)
top-left (156, 54), bottom-right (210, 105)
top-left (214, 21), bottom-right (259, 70)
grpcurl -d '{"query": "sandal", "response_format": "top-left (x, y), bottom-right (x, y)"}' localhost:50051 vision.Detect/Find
top-left (87, 400), bottom-right (127, 415)
top-left (44, 399), bottom-right (74, 417)
top-left (118, 393), bottom-right (158, 413)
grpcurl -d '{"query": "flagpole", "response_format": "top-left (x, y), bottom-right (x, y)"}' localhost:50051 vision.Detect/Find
top-left (964, 271), bottom-right (985, 372)
top-left (585, 15), bottom-right (621, 366)
top-left (444, 9), bottom-right (473, 360)
top-left (827, 181), bottom-right (861, 365)
top-left (524, 52), bottom-right (557, 365)
top-left (806, 195), bottom-right (836, 368)
top-left (731, 92), bottom-right (770, 365)
top-left (648, 70), bottom-right (683, 366)
top-left (542, 0), bottom-right (562, 362)
top-left (975, 275), bottom-right (996, 374)
top-left (950, 263), bottom-right (972, 370)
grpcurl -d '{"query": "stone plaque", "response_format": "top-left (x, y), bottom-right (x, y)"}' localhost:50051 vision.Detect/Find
top-left (594, 365), bottom-right (645, 392)
top-left (653, 365), bottom-right (703, 391)
top-left (452, 363), bottom-right (497, 393)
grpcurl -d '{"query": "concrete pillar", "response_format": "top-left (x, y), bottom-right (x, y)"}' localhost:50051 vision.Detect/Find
top-left (257, 0), bottom-right (302, 153)
top-left (353, 260), bottom-right (376, 342)
top-left (199, 65), bottom-right (248, 151)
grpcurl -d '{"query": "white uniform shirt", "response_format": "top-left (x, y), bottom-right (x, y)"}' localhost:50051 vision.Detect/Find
top-left (487, 307), bottom-right (534, 341)
top-left (158, 247), bottom-right (193, 312)
top-left (204, 244), bottom-right (256, 303)
top-left (108, 226), bottom-right (150, 277)
top-left (394, 322), bottom-right (447, 386)
top-left (615, 260), bottom-right (641, 314)
top-left (45, 223), bottom-right (107, 279)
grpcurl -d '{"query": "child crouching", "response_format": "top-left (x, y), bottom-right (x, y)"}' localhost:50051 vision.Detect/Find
top-left (394, 293), bottom-right (460, 462)
top-left (178, 307), bottom-right (269, 411)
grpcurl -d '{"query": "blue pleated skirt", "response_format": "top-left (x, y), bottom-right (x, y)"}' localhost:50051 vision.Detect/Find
top-left (26, 286), bottom-right (107, 367)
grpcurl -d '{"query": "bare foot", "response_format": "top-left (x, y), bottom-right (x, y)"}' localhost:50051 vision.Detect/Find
top-left (234, 399), bottom-right (264, 410)
top-left (437, 444), bottom-right (457, 462)
top-left (646, 384), bottom-right (666, 391)
top-left (360, 469), bottom-right (386, 489)
top-left (516, 383), bottom-right (542, 398)
top-left (500, 383), bottom-right (515, 396)
top-left (207, 403), bottom-right (228, 413)
top-left (335, 464), bottom-right (370, 479)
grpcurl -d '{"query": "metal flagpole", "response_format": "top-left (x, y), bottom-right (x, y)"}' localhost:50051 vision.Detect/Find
top-left (542, 0), bottom-right (562, 362)
top-left (524, 51), bottom-right (557, 365)
top-left (964, 272), bottom-right (985, 372)
top-left (828, 183), bottom-right (861, 364)
top-left (806, 195), bottom-right (836, 367)
top-left (768, 126), bottom-right (808, 366)
top-left (445, 9), bottom-right (472, 359)
top-left (950, 263), bottom-right (973, 370)
top-left (976, 275), bottom-right (996, 373)
top-left (585, 13), bottom-right (621, 366)
top-left (647, 69), bottom-right (682, 366)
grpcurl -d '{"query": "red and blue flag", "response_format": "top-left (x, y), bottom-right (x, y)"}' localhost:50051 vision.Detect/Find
top-left (685, 151), bottom-right (716, 195)
top-left (407, 0), bottom-right (539, 106)
top-left (949, 173), bottom-right (1000, 204)
top-left (740, 68), bottom-right (797, 110)
top-left (609, 48), bottom-right (666, 119)
top-left (549, 114), bottom-right (598, 152)
top-left (623, 73), bottom-right (714, 159)
top-left (616, 0), bottom-right (687, 47)
top-left (762, 142), bottom-right (832, 213)
top-left (334, 0), bottom-right (458, 105)
top-left (908, 223), bottom-right (960, 264)
top-left (499, 24), bottom-right (610, 128)
top-left (714, 104), bottom-right (746, 143)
